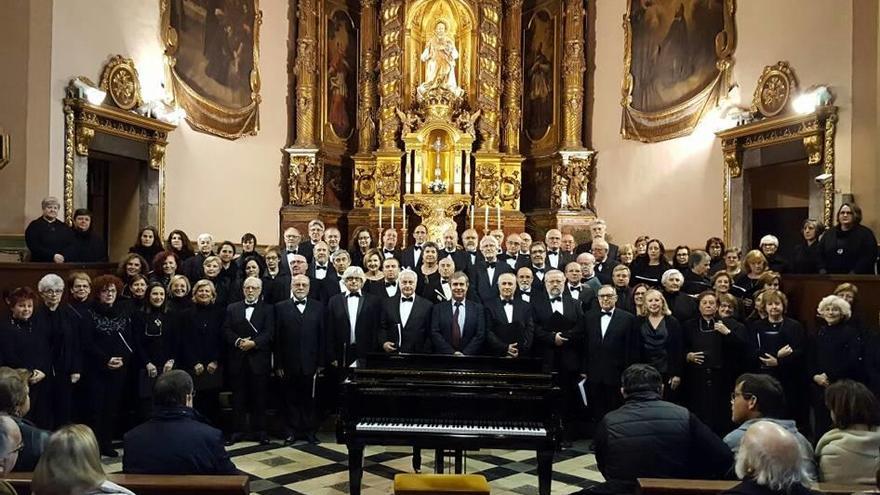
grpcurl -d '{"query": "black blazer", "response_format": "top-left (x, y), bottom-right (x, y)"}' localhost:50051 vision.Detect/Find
top-left (222, 301), bottom-right (275, 375)
top-left (544, 249), bottom-right (574, 270)
top-left (565, 283), bottom-right (597, 313)
top-left (261, 271), bottom-right (291, 304)
top-left (178, 303), bottom-right (225, 370)
top-left (400, 244), bottom-right (425, 270)
top-left (420, 272), bottom-right (451, 304)
top-left (307, 263), bottom-right (336, 300)
top-left (319, 274), bottom-right (348, 302)
top-left (326, 292), bottom-right (383, 365)
top-left (365, 279), bottom-right (399, 299)
top-left (468, 260), bottom-right (514, 304)
top-left (582, 308), bottom-right (638, 385)
top-left (484, 298), bottom-right (534, 357)
top-left (635, 315), bottom-right (684, 378)
top-left (380, 295), bottom-right (433, 353)
top-left (576, 241), bottom-right (620, 262)
top-left (531, 293), bottom-right (584, 371)
top-left (298, 240), bottom-right (317, 264)
top-left (430, 300), bottom-right (486, 355)
top-left (274, 298), bottom-right (325, 376)
top-left (499, 252), bottom-right (529, 271)
top-left (380, 248), bottom-right (402, 263)
top-left (594, 258), bottom-right (619, 285)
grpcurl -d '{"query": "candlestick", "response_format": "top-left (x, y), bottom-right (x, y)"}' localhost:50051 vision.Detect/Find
top-left (391, 205), bottom-right (395, 229)
top-left (484, 206), bottom-right (489, 233)
top-left (496, 205), bottom-right (501, 231)
top-left (469, 205), bottom-right (475, 229)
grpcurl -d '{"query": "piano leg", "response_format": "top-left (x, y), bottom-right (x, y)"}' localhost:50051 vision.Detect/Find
top-left (348, 444), bottom-right (364, 495)
top-left (434, 449), bottom-right (444, 473)
top-left (454, 450), bottom-right (463, 474)
top-left (537, 449), bottom-right (553, 495)
top-left (412, 447), bottom-right (422, 473)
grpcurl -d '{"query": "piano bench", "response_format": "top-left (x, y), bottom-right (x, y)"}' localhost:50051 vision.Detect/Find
top-left (393, 474), bottom-right (490, 495)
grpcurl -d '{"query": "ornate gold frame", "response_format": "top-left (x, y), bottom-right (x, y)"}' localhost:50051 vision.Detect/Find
top-left (160, 0), bottom-right (262, 140)
top-left (621, 0), bottom-right (737, 142)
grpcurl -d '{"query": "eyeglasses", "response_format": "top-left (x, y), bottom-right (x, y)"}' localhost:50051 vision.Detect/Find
top-left (598, 294), bottom-right (616, 299)
top-left (730, 392), bottom-right (754, 401)
top-left (41, 290), bottom-right (63, 295)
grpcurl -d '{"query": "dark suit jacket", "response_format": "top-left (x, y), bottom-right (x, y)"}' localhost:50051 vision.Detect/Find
top-left (594, 258), bottom-right (619, 284)
top-left (582, 308), bottom-right (638, 385)
top-left (484, 298), bottom-right (534, 357)
top-left (380, 295), bottom-right (433, 353)
top-left (420, 272), bottom-right (451, 304)
top-left (222, 301), bottom-right (275, 375)
top-left (532, 293), bottom-right (584, 371)
top-left (365, 279), bottom-right (399, 299)
top-left (499, 252), bottom-right (529, 271)
top-left (298, 240), bottom-right (317, 264)
top-left (275, 298), bottom-right (325, 376)
top-left (545, 250), bottom-right (574, 270)
top-left (380, 248), bottom-right (402, 263)
top-left (576, 241), bottom-right (620, 262)
top-left (307, 263), bottom-right (336, 300)
top-left (565, 284), bottom-right (597, 313)
top-left (514, 262), bottom-right (549, 291)
top-left (468, 260), bottom-right (514, 304)
top-left (319, 274), bottom-right (348, 302)
top-left (430, 300), bottom-right (486, 355)
top-left (326, 292), bottom-right (383, 364)
top-left (400, 244), bottom-right (425, 270)
top-left (261, 272), bottom-right (291, 304)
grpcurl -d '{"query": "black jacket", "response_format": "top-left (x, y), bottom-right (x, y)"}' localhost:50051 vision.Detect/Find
top-left (380, 295), bottom-right (433, 354)
top-left (582, 308), bottom-right (638, 385)
top-left (0, 315), bottom-right (53, 375)
top-left (83, 303), bottom-right (134, 371)
top-left (12, 417), bottom-right (49, 472)
top-left (223, 301), bottom-right (275, 375)
top-left (817, 224), bottom-right (878, 274)
top-left (274, 298), bottom-right (325, 376)
top-left (790, 240), bottom-right (821, 274)
top-left (484, 298), bottom-right (534, 357)
top-left (178, 303), bottom-right (225, 369)
top-left (122, 406), bottom-right (236, 475)
top-left (810, 321), bottom-right (860, 381)
top-left (24, 217), bottom-right (73, 262)
top-left (62, 229), bottom-right (108, 262)
top-left (36, 304), bottom-right (83, 376)
top-left (594, 391), bottom-right (733, 494)
top-left (326, 292), bottom-right (383, 365)
top-left (531, 293), bottom-right (583, 371)
top-left (132, 309), bottom-right (178, 369)
top-left (430, 299), bottom-right (486, 356)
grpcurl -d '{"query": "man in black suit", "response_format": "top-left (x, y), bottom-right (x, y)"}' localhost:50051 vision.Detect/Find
top-left (575, 218), bottom-right (620, 261)
top-left (577, 252), bottom-right (603, 292)
top-left (380, 269), bottom-right (432, 353)
top-left (562, 233), bottom-right (577, 258)
top-left (400, 224), bottom-right (428, 270)
top-left (380, 228), bottom-right (401, 261)
top-left (319, 249), bottom-right (350, 302)
top-left (592, 238), bottom-right (619, 285)
top-left (281, 227), bottom-right (303, 273)
top-left (545, 229), bottom-right (574, 270)
top-left (439, 228), bottom-right (466, 271)
top-left (367, 257), bottom-right (400, 299)
top-left (326, 266), bottom-right (383, 366)
top-left (459, 229), bottom-right (482, 271)
top-left (563, 261), bottom-right (596, 312)
top-left (324, 227), bottom-right (342, 253)
top-left (582, 284), bottom-right (638, 423)
top-left (518, 241), bottom-right (549, 290)
top-left (430, 271), bottom-right (485, 356)
top-left (307, 241), bottom-right (334, 299)
top-left (499, 233), bottom-right (528, 270)
top-left (469, 235), bottom-right (513, 304)
top-left (485, 273), bottom-right (534, 358)
top-left (531, 269), bottom-right (584, 444)
top-left (223, 277), bottom-right (275, 444)
top-left (515, 267), bottom-right (535, 303)
top-left (275, 275), bottom-right (324, 444)
top-left (298, 219), bottom-right (325, 263)
top-left (423, 257), bottom-right (456, 303)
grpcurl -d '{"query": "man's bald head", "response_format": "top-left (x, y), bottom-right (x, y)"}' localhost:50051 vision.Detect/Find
top-left (735, 421), bottom-right (810, 490)
top-left (0, 415), bottom-right (21, 474)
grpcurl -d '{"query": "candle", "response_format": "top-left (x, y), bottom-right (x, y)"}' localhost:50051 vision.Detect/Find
top-left (391, 205), bottom-right (395, 229)
top-left (402, 205), bottom-right (407, 230)
top-left (379, 204), bottom-right (383, 230)
top-left (484, 206), bottom-right (489, 233)
top-left (469, 205), bottom-right (475, 229)
top-left (496, 206), bottom-right (501, 230)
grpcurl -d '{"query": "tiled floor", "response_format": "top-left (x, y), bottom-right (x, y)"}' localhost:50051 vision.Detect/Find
top-left (103, 434), bottom-right (604, 494)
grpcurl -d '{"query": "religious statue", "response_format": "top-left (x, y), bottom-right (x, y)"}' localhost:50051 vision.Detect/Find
top-left (427, 137), bottom-right (448, 193)
top-left (417, 21), bottom-right (464, 98)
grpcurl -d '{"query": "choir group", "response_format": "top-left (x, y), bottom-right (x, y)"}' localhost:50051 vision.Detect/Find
top-left (6, 196), bottom-right (880, 463)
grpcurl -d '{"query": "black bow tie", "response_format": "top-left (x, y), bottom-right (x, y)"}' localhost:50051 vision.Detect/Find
top-left (550, 296), bottom-right (562, 303)
top-left (244, 302), bottom-right (257, 308)
top-left (520, 288), bottom-right (531, 294)
top-left (384, 249), bottom-right (395, 254)
top-left (602, 311), bottom-right (613, 317)
top-left (548, 250), bottom-right (558, 255)
top-left (413, 245), bottom-right (422, 251)
top-left (441, 279), bottom-right (449, 285)
top-left (502, 300), bottom-right (514, 306)
top-left (385, 281), bottom-right (396, 288)
top-left (348, 292), bottom-right (361, 298)
top-left (294, 299), bottom-right (307, 306)
top-left (315, 265), bottom-right (327, 271)
top-left (286, 249), bottom-right (297, 255)
top-left (569, 285), bottom-right (581, 291)
top-left (486, 262), bottom-right (496, 268)
top-left (533, 267), bottom-right (545, 273)
top-left (401, 297), bottom-right (414, 303)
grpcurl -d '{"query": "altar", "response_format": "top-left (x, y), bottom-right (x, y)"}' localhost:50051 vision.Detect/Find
top-left (280, 0), bottom-right (597, 241)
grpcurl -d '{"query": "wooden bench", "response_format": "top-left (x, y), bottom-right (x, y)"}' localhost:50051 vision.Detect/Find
top-left (637, 478), bottom-right (879, 495)
top-left (394, 474), bottom-right (490, 495)
top-left (4, 473), bottom-right (249, 495)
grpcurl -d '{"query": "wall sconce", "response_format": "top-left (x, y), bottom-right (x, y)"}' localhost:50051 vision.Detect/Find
top-left (0, 132), bottom-right (9, 170)
top-left (793, 85), bottom-right (833, 114)
top-left (71, 77), bottom-right (107, 105)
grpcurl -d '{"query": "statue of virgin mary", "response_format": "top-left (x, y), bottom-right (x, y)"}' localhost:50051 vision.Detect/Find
top-left (417, 21), bottom-right (464, 98)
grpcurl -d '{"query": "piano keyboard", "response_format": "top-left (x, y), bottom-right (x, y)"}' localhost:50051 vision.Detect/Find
top-left (356, 418), bottom-right (547, 437)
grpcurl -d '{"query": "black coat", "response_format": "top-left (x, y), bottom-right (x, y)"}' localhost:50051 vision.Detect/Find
top-left (594, 391), bottom-right (733, 493)
top-left (484, 298), bottom-right (534, 357)
top-left (61, 229), bottom-right (108, 263)
top-left (122, 406), bottom-right (236, 475)
top-left (575, 241), bottom-right (620, 262)
top-left (419, 272), bottom-right (451, 304)
top-left (594, 258), bottom-right (619, 285)
top-left (275, 298), bottom-right (325, 376)
top-left (531, 293), bottom-right (584, 371)
top-left (399, 244), bottom-right (424, 270)
top-left (468, 260), bottom-right (514, 304)
top-left (545, 249), bottom-right (575, 271)
top-left (380, 295), bottom-right (433, 353)
top-left (636, 315), bottom-right (684, 378)
top-left (430, 299), bottom-right (486, 355)
top-left (790, 240), bottom-right (821, 274)
top-left (564, 283), bottom-right (597, 313)
top-left (24, 217), bottom-right (73, 262)
top-left (35, 305), bottom-right (83, 375)
top-left (82, 303), bottom-right (135, 371)
top-left (810, 321), bottom-right (861, 381)
top-left (261, 271), bottom-right (291, 304)
top-left (817, 224), bottom-right (878, 274)
top-left (582, 308), bottom-right (638, 385)
top-left (178, 303), bottom-right (225, 369)
top-left (132, 309), bottom-right (178, 369)
top-left (182, 253), bottom-right (209, 285)
top-left (223, 301), bottom-right (275, 375)
top-left (326, 292), bottom-right (383, 364)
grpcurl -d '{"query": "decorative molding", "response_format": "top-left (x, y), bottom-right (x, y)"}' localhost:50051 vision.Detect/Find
top-left (551, 152), bottom-right (595, 211)
top-left (751, 61), bottom-right (798, 119)
top-left (561, 0), bottom-right (586, 149)
top-left (476, 1), bottom-right (501, 152)
top-left (285, 148), bottom-right (324, 206)
top-left (377, 0), bottom-right (403, 150)
top-left (99, 55), bottom-right (143, 111)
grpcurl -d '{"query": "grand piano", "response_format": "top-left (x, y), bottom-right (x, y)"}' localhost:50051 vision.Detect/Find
top-left (337, 354), bottom-right (561, 495)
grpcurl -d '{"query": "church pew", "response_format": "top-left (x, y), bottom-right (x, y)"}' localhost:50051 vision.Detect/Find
top-left (637, 478), bottom-right (879, 495)
top-left (5, 473), bottom-right (249, 495)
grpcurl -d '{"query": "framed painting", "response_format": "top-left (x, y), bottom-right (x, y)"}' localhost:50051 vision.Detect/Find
top-left (324, 7), bottom-right (358, 145)
top-left (523, 8), bottom-right (557, 146)
top-left (161, 0), bottom-right (262, 139)
top-left (621, 0), bottom-right (736, 142)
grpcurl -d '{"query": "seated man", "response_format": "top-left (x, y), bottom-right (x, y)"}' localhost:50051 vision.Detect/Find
top-left (722, 421), bottom-right (817, 495)
top-left (592, 364), bottom-right (732, 495)
top-left (725, 374), bottom-right (816, 478)
top-left (0, 415), bottom-right (20, 491)
top-left (123, 370), bottom-right (236, 475)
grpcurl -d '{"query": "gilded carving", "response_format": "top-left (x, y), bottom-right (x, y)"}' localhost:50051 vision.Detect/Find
top-left (294, 0), bottom-right (318, 147)
top-left (499, 170), bottom-right (522, 207)
top-left (723, 150), bottom-right (741, 178)
top-left (752, 61), bottom-right (799, 119)
top-left (99, 55), bottom-right (142, 111)
top-left (476, 1), bottom-right (501, 152)
top-left (288, 154), bottom-right (324, 206)
top-left (562, 0), bottom-right (586, 149)
top-left (502, 0), bottom-right (523, 154)
top-left (149, 143), bottom-right (166, 171)
top-left (822, 113), bottom-right (837, 228)
top-left (64, 105), bottom-right (76, 224)
top-left (354, 164), bottom-right (376, 208)
top-left (375, 159), bottom-right (402, 202)
top-left (475, 162), bottom-right (499, 206)
top-left (75, 126), bottom-right (95, 157)
top-left (552, 155), bottom-right (594, 210)
top-left (803, 134), bottom-right (821, 165)
top-left (378, 0), bottom-right (403, 150)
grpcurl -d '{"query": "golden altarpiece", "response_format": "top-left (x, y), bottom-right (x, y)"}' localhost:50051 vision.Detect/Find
top-left (281, 0), bottom-right (596, 241)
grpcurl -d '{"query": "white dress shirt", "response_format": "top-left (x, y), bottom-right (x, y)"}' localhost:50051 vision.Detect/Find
top-left (346, 292), bottom-right (360, 343)
top-left (600, 309), bottom-right (614, 338)
top-left (314, 263), bottom-right (328, 280)
top-left (399, 296), bottom-right (413, 328)
top-left (550, 296), bottom-right (564, 314)
top-left (502, 299), bottom-right (514, 323)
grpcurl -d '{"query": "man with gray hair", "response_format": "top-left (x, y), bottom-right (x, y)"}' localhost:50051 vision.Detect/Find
top-left (223, 276), bottom-right (274, 445)
top-left (380, 269), bottom-right (432, 354)
top-left (0, 415), bottom-right (21, 485)
top-left (327, 266), bottom-right (383, 366)
top-left (723, 421), bottom-right (817, 495)
top-left (25, 196), bottom-right (73, 262)
top-left (576, 218), bottom-right (619, 261)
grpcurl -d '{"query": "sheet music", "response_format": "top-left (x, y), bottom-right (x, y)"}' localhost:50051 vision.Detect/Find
top-left (577, 378), bottom-right (588, 407)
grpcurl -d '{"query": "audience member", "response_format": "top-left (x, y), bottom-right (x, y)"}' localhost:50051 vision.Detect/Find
top-left (0, 415), bottom-right (20, 494)
top-left (722, 421), bottom-right (817, 495)
top-left (0, 367), bottom-right (49, 472)
top-left (815, 380), bottom-right (880, 484)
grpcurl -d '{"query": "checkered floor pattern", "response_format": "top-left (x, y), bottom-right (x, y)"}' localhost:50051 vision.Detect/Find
top-left (103, 434), bottom-right (604, 494)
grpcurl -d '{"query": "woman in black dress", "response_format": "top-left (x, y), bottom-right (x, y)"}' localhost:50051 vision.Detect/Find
top-left (811, 294), bottom-right (862, 439)
top-left (630, 238), bottom-right (671, 288)
top-left (82, 275), bottom-right (134, 457)
top-left (817, 203), bottom-right (878, 274)
top-left (166, 274), bottom-right (192, 313)
top-left (66, 272), bottom-right (92, 316)
top-left (639, 289), bottom-right (683, 401)
top-left (202, 255), bottom-right (230, 307)
top-left (179, 279), bottom-right (225, 427)
top-left (672, 245), bottom-right (690, 272)
top-left (133, 282), bottom-right (177, 418)
top-left (36, 274), bottom-right (82, 428)
top-left (150, 251), bottom-right (180, 288)
top-left (734, 249), bottom-right (768, 312)
top-left (0, 287), bottom-right (53, 429)
top-left (119, 274), bottom-right (148, 316)
top-left (128, 226), bottom-right (163, 270)
top-left (791, 219), bottom-right (824, 274)
top-left (165, 229), bottom-right (195, 262)
top-left (116, 253), bottom-right (148, 299)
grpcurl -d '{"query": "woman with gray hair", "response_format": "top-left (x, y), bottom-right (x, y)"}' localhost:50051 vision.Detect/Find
top-left (810, 295), bottom-right (861, 439)
top-left (24, 196), bottom-right (73, 263)
top-left (35, 274), bottom-right (82, 428)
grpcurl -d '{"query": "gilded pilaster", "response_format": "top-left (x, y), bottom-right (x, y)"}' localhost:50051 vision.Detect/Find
top-left (561, 0), bottom-right (586, 149)
top-left (377, 0), bottom-right (403, 151)
top-left (358, 0), bottom-right (379, 154)
top-left (293, 0), bottom-right (318, 147)
top-left (502, 0), bottom-right (523, 155)
top-left (476, 1), bottom-right (501, 152)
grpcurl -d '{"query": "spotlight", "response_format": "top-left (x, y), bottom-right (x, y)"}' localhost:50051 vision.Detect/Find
top-left (71, 78), bottom-right (107, 105)
top-left (793, 85), bottom-right (833, 115)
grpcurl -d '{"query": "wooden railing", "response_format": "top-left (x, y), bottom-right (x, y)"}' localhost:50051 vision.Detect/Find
top-left (638, 478), bottom-right (878, 495)
top-left (5, 473), bottom-right (249, 495)
top-left (0, 262), bottom-right (117, 299)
